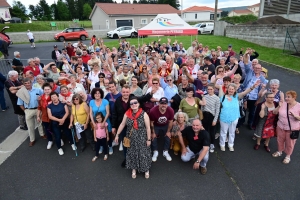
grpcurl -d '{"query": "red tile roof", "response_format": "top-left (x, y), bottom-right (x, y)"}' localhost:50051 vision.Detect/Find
top-left (0, 0), bottom-right (10, 7)
top-left (183, 6), bottom-right (222, 12)
top-left (232, 9), bottom-right (254, 14)
top-left (95, 3), bottom-right (180, 15)
top-left (248, 3), bottom-right (260, 8)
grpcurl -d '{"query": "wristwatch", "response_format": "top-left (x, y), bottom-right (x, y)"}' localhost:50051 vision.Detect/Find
top-left (147, 139), bottom-right (151, 141)
top-left (196, 160), bottom-right (200, 163)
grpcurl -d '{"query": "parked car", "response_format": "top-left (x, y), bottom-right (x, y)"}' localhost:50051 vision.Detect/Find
top-left (0, 26), bottom-right (12, 46)
top-left (193, 22), bottom-right (214, 35)
top-left (54, 28), bottom-right (89, 42)
top-left (107, 26), bottom-right (138, 39)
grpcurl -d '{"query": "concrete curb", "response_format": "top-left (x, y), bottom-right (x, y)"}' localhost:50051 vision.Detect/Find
top-left (259, 59), bottom-right (300, 75)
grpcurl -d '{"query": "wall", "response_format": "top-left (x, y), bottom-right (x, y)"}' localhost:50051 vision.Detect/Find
top-left (226, 24), bottom-right (300, 51)
top-left (109, 15), bottom-right (156, 30)
top-left (183, 12), bottom-right (210, 22)
top-left (91, 8), bottom-right (109, 30)
top-left (214, 21), bottom-right (228, 36)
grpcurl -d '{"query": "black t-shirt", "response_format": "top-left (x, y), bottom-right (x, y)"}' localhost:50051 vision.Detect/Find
top-left (200, 64), bottom-right (215, 79)
top-left (181, 126), bottom-right (210, 154)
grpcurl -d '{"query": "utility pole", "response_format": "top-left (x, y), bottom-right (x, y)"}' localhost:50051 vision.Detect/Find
top-left (214, 0), bottom-right (218, 35)
top-left (181, 0), bottom-right (183, 18)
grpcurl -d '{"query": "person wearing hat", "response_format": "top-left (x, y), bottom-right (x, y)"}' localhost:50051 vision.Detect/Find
top-left (51, 45), bottom-right (62, 63)
top-left (228, 44), bottom-right (236, 57)
top-left (149, 97), bottom-right (174, 162)
top-left (27, 30), bottom-right (35, 48)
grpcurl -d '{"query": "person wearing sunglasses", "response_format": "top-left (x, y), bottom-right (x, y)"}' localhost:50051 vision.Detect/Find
top-left (145, 77), bottom-right (164, 105)
top-left (139, 66), bottom-right (148, 89)
top-left (94, 72), bottom-right (105, 90)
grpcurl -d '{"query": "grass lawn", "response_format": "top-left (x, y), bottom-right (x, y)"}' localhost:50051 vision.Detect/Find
top-left (0, 20), bottom-right (92, 32)
top-left (103, 35), bottom-right (300, 71)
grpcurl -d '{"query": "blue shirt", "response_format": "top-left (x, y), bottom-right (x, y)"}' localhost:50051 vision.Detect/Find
top-left (160, 78), bottom-right (178, 105)
top-left (105, 92), bottom-right (122, 116)
top-left (89, 99), bottom-right (112, 132)
top-left (242, 62), bottom-right (267, 90)
top-left (219, 95), bottom-right (240, 124)
top-left (17, 88), bottom-right (43, 108)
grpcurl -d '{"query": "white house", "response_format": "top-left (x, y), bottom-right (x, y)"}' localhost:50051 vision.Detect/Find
top-left (0, 0), bottom-right (11, 22)
top-left (248, 3), bottom-right (260, 16)
top-left (182, 6), bottom-right (222, 22)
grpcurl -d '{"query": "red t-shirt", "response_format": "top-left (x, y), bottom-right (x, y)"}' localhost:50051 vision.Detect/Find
top-left (149, 106), bottom-right (174, 126)
top-left (82, 55), bottom-right (90, 64)
top-left (23, 66), bottom-right (41, 77)
top-left (66, 46), bottom-right (74, 58)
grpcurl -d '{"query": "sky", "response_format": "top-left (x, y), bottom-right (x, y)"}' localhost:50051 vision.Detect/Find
top-left (7, 0), bottom-right (260, 11)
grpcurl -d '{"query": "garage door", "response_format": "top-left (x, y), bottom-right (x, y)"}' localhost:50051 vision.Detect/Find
top-left (116, 20), bottom-right (133, 28)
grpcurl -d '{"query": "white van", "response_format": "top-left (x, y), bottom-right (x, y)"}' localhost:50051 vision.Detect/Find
top-left (193, 22), bottom-right (214, 35)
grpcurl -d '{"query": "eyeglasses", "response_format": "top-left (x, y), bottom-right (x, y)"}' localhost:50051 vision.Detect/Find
top-left (218, 70), bottom-right (224, 73)
top-left (73, 98), bottom-right (79, 101)
top-left (152, 82), bottom-right (158, 85)
top-left (167, 80), bottom-right (173, 82)
top-left (143, 68), bottom-right (147, 70)
top-left (130, 101), bottom-right (139, 106)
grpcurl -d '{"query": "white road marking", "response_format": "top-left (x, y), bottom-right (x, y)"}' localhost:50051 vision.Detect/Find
top-left (0, 127), bottom-right (28, 165)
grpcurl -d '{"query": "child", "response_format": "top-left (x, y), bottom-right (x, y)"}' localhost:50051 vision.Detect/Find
top-left (92, 112), bottom-right (109, 161)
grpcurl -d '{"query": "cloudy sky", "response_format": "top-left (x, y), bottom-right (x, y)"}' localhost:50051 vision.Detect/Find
top-left (7, 0), bottom-right (260, 11)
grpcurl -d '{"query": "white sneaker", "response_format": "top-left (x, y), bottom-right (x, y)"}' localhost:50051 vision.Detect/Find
top-left (71, 144), bottom-right (77, 150)
top-left (215, 133), bottom-right (220, 139)
top-left (112, 141), bottom-right (119, 147)
top-left (61, 139), bottom-right (64, 146)
top-left (58, 148), bottom-right (64, 155)
top-left (163, 151), bottom-right (172, 161)
top-left (229, 146), bottom-right (234, 152)
top-left (209, 144), bottom-right (215, 153)
top-left (47, 141), bottom-right (53, 150)
top-left (119, 141), bottom-right (123, 151)
top-left (220, 146), bottom-right (225, 151)
top-left (152, 151), bottom-right (159, 162)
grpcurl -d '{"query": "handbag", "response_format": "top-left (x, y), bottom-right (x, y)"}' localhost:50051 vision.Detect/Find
top-left (287, 104), bottom-right (299, 140)
top-left (123, 127), bottom-right (133, 148)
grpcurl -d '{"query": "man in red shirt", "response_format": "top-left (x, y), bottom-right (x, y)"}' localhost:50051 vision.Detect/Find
top-left (149, 97), bottom-right (174, 162)
top-left (228, 44), bottom-right (236, 57)
top-left (64, 41), bottom-right (75, 58)
top-left (81, 49), bottom-right (90, 64)
top-left (23, 58), bottom-right (40, 77)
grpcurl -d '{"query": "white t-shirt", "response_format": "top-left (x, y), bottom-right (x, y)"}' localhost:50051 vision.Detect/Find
top-left (146, 87), bottom-right (164, 104)
top-left (27, 32), bottom-right (34, 39)
top-left (88, 71), bottom-right (100, 90)
top-left (191, 64), bottom-right (200, 79)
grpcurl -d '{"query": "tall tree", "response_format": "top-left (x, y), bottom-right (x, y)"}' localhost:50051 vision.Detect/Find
top-left (76, 0), bottom-right (84, 19)
top-left (38, 0), bottom-right (52, 20)
top-left (50, 3), bottom-right (58, 20)
top-left (56, 0), bottom-right (70, 20)
top-left (10, 1), bottom-right (27, 22)
top-left (82, 3), bottom-right (92, 20)
top-left (133, 0), bottom-right (138, 3)
top-left (66, 0), bottom-right (76, 19)
top-left (157, 0), bottom-right (179, 9)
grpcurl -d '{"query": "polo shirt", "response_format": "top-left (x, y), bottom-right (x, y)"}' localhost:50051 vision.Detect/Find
top-left (17, 88), bottom-right (43, 109)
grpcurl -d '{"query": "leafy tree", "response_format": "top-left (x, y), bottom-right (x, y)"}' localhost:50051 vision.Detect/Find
top-left (66, 0), bottom-right (76, 19)
top-left (38, 0), bottom-right (52, 20)
top-left (76, 0), bottom-right (85, 19)
top-left (159, 0), bottom-right (179, 9)
top-left (133, 0), bottom-right (138, 3)
top-left (56, 0), bottom-right (69, 20)
top-left (83, 3), bottom-right (92, 20)
top-left (10, 1), bottom-right (27, 22)
top-left (29, 5), bottom-right (38, 19)
top-left (50, 3), bottom-right (58, 20)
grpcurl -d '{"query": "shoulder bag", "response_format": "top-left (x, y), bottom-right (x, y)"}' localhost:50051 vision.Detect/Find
top-left (123, 127), bottom-right (133, 148)
top-left (287, 104), bottom-right (299, 139)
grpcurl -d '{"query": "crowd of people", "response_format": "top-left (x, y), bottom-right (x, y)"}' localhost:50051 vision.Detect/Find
top-left (0, 37), bottom-right (299, 179)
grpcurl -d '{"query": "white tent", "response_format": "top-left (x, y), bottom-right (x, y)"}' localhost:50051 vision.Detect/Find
top-left (138, 13), bottom-right (198, 36)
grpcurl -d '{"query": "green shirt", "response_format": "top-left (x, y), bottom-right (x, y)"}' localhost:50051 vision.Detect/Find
top-left (179, 98), bottom-right (200, 119)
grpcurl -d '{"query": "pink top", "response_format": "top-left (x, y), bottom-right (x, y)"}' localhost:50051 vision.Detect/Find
top-left (277, 102), bottom-right (300, 131)
top-left (95, 122), bottom-right (108, 139)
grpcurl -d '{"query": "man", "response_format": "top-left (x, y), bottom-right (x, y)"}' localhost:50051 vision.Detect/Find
top-left (51, 45), bottom-right (61, 63)
top-left (17, 78), bottom-right (45, 146)
top-left (81, 49), bottom-right (90, 64)
top-left (178, 75), bottom-right (195, 99)
top-left (64, 41), bottom-right (74, 58)
top-left (75, 57), bottom-right (90, 74)
top-left (186, 58), bottom-right (200, 79)
top-left (228, 57), bottom-right (243, 77)
top-left (117, 66), bottom-right (132, 85)
top-left (43, 62), bottom-right (60, 83)
top-left (0, 40), bottom-right (9, 64)
top-left (23, 58), bottom-right (41, 77)
top-left (0, 72), bottom-right (9, 111)
top-left (25, 71), bottom-right (36, 85)
top-left (34, 57), bottom-right (45, 76)
top-left (27, 30), bottom-right (35, 48)
top-left (184, 68), bottom-right (209, 97)
top-left (178, 119), bottom-right (210, 175)
top-left (178, 43), bottom-right (185, 54)
top-left (174, 51), bottom-right (182, 67)
top-left (251, 59), bottom-right (259, 70)
top-left (200, 56), bottom-right (215, 79)
top-left (5, 70), bottom-right (27, 130)
top-left (186, 41), bottom-right (197, 56)
top-left (149, 97), bottom-right (174, 162)
top-left (46, 78), bottom-right (60, 93)
top-left (12, 51), bottom-right (24, 75)
top-left (61, 48), bottom-right (71, 62)
top-left (228, 44), bottom-right (235, 57)
top-left (210, 51), bottom-right (220, 67)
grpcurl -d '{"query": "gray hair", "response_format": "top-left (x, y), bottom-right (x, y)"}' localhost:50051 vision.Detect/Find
top-left (265, 91), bottom-right (274, 98)
top-left (174, 111), bottom-right (189, 122)
top-left (69, 74), bottom-right (77, 79)
top-left (27, 58), bottom-right (34, 64)
top-left (227, 83), bottom-right (237, 91)
top-left (23, 77), bottom-right (32, 83)
top-left (14, 51), bottom-right (20, 57)
top-left (269, 79), bottom-right (280, 85)
top-left (34, 57), bottom-right (40, 61)
top-left (36, 74), bottom-right (44, 80)
top-left (181, 75), bottom-right (188, 80)
top-left (8, 70), bottom-right (18, 78)
top-left (166, 75), bottom-right (173, 80)
top-left (160, 60), bottom-right (167, 66)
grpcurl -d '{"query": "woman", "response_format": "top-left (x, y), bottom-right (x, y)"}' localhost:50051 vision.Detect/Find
top-left (165, 56), bottom-right (178, 82)
top-left (101, 62), bottom-right (114, 81)
top-left (95, 72), bottom-right (105, 91)
top-left (202, 45), bottom-right (211, 57)
top-left (272, 91), bottom-right (300, 164)
top-left (219, 81), bottom-right (260, 152)
top-left (32, 75), bottom-right (45, 89)
top-left (59, 85), bottom-right (73, 108)
top-left (259, 79), bottom-right (284, 103)
top-left (179, 87), bottom-right (206, 122)
top-left (69, 94), bottom-right (90, 152)
top-left (76, 67), bottom-right (88, 92)
top-left (37, 83), bottom-right (54, 149)
top-left (67, 74), bottom-right (85, 94)
top-left (159, 75), bottom-right (178, 104)
top-left (130, 76), bottom-right (142, 97)
top-left (252, 92), bottom-right (279, 152)
top-left (211, 59), bottom-right (238, 84)
top-left (115, 65), bottom-right (123, 82)
top-left (233, 74), bottom-right (246, 134)
top-left (89, 88), bottom-right (113, 154)
top-left (146, 77), bottom-right (164, 104)
top-left (216, 46), bottom-right (224, 57)
top-left (170, 112), bottom-right (191, 155)
top-left (139, 65), bottom-right (148, 89)
top-left (202, 83), bottom-right (220, 153)
top-left (77, 89), bottom-right (93, 105)
top-left (88, 62), bottom-right (101, 91)
top-left (115, 97), bottom-right (152, 179)
top-left (130, 56), bottom-right (139, 70)
top-left (47, 92), bottom-right (76, 155)
top-left (178, 75), bottom-right (194, 99)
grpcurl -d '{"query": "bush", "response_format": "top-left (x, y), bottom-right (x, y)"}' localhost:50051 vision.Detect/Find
top-left (220, 14), bottom-right (258, 24)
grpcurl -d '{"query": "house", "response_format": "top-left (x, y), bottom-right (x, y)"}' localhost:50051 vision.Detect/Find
top-left (228, 9), bottom-right (254, 17)
top-left (0, 0), bottom-right (11, 22)
top-left (89, 3), bottom-right (180, 30)
top-left (247, 3), bottom-right (260, 16)
top-left (182, 6), bottom-right (222, 22)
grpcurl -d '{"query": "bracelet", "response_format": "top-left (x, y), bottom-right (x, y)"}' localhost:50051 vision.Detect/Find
top-left (147, 139), bottom-right (151, 141)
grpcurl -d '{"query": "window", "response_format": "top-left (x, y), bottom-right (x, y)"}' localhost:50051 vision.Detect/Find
top-left (65, 28), bottom-right (73, 33)
top-left (195, 14), bottom-right (197, 19)
top-left (141, 19), bottom-right (147, 24)
top-left (125, 27), bottom-right (132, 30)
top-left (210, 14), bottom-right (214, 20)
top-left (73, 28), bottom-right (81, 32)
top-left (200, 24), bottom-right (206, 28)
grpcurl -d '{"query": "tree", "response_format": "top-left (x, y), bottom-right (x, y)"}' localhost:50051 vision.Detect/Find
top-left (83, 3), bottom-right (92, 20)
top-left (10, 1), bottom-right (27, 22)
top-left (50, 3), bottom-right (58, 20)
top-left (38, 0), bottom-right (52, 20)
top-left (66, 0), bottom-right (76, 19)
top-left (158, 0), bottom-right (179, 9)
top-left (56, 0), bottom-right (69, 20)
top-left (133, 0), bottom-right (138, 3)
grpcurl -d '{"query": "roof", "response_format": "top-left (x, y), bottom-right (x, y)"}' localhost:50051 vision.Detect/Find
top-left (248, 3), bottom-right (260, 8)
top-left (231, 9), bottom-right (254, 14)
top-left (0, 0), bottom-right (10, 7)
top-left (94, 3), bottom-right (180, 15)
top-left (183, 6), bottom-right (222, 13)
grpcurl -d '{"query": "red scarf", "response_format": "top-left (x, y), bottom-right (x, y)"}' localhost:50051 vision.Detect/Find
top-left (60, 91), bottom-right (72, 100)
top-left (187, 66), bottom-right (194, 74)
top-left (125, 108), bottom-right (143, 129)
top-left (41, 94), bottom-right (51, 108)
top-left (52, 83), bottom-right (58, 92)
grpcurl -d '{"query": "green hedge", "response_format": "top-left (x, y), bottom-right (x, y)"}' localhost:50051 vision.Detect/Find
top-left (221, 14), bottom-right (258, 24)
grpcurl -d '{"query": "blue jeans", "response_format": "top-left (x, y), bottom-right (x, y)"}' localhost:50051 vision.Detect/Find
top-left (0, 90), bottom-right (7, 110)
top-left (151, 125), bottom-right (170, 151)
top-left (42, 121), bottom-right (53, 141)
top-left (119, 126), bottom-right (127, 158)
top-left (51, 121), bottom-right (73, 149)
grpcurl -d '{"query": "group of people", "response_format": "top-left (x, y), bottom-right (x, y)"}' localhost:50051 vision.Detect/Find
top-left (1, 36), bottom-right (299, 179)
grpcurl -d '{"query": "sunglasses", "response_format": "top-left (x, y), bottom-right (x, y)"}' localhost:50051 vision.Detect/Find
top-left (218, 70), bottom-right (224, 73)
top-left (167, 80), bottom-right (173, 82)
top-left (73, 98), bottom-right (79, 101)
top-left (143, 68), bottom-right (147, 70)
top-left (130, 101), bottom-right (138, 105)
top-left (99, 76), bottom-right (104, 78)
top-left (152, 82), bottom-right (158, 85)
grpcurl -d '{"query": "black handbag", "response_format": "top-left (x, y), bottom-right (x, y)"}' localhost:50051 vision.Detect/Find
top-left (287, 104), bottom-right (299, 140)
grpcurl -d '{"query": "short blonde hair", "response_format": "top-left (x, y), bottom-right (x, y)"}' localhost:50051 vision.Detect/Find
top-left (233, 74), bottom-right (241, 80)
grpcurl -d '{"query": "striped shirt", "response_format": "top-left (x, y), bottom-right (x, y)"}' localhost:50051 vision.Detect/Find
top-left (201, 94), bottom-right (220, 122)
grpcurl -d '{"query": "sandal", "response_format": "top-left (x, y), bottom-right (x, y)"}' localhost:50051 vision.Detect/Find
top-left (145, 171), bottom-right (150, 179)
top-left (283, 157), bottom-right (291, 164)
top-left (92, 156), bottom-right (98, 162)
top-left (272, 151), bottom-right (282, 157)
top-left (132, 170), bottom-right (136, 179)
top-left (103, 155), bottom-right (108, 161)
top-left (235, 128), bottom-right (240, 134)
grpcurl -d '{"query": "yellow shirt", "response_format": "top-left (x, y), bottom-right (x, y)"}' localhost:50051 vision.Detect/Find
top-left (72, 102), bottom-right (88, 124)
